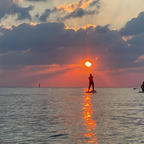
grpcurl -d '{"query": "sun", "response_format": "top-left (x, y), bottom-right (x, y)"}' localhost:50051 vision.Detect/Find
top-left (85, 61), bottom-right (92, 68)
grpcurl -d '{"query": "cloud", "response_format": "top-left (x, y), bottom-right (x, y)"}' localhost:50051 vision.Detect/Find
top-left (56, 0), bottom-right (100, 21)
top-left (89, 0), bottom-right (100, 7)
top-left (119, 11), bottom-right (144, 69)
top-left (37, 0), bottom-right (100, 22)
top-left (39, 7), bottom-right (96, 22)
top-left (0, 22), bottom-right (141, 71)
top-left (0, 3), bottom-right (33, 20)
top-left (39, 9), bottom-right (51, 22)
top-left (0, 0), bottom-right (13, 9)
top-left (8, 4), bottom-right (33, 20)
top-left (120, 11), bottom-right (144, 57)
top-left (56, 0), bottom-right (94, 13)
top-left (126, 33), bottom-right (144, 59)
top-left (121, 12), bottom-right (144, 36)
top-left (0, 0), bottom-right (13, 18)
top-left (63, 8), bottom-right (96, 19)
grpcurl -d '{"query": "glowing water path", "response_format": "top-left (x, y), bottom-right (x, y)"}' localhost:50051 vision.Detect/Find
top-left (82, 93), bottom-right (98, 144)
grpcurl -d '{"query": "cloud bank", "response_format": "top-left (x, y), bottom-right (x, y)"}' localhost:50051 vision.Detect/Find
top-left (0, 21), bottom-right (142, 70)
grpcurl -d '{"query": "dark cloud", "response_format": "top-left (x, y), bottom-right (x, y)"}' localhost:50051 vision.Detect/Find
top-left (121, 12), bottom-right (144, 36)
top-left (62, 0), bottom-right (100, 20)
top-left (0, 3), bottom-right (33, 20)
top-left (8, 4), bottom-right (33, 20)
top-left (120, 11), bottom-right (144, 63)
top-left (0, 22), bottom-right (141, 70)
top-left (38, 8), bottom-right (58, 22)
top-left (38, 0), bottom-right (101, 22)
top-left (0, 0), bottom-right (13, 10)
top-left (64, 8), bottom-right (96, 19)
top-left (126, 33), bottom-right (144, 58)
top-left (39, 9), bottom-right (51, 22)
top-left (89, 0), bottom-right (100, 8)
top-left (0, 0), bottom-right (13, 18)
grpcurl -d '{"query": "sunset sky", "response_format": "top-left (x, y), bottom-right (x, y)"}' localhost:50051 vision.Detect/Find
top-left (0, 0), bottom-right (144, 87)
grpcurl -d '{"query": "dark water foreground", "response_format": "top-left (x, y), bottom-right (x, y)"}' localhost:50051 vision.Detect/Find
top-left (0, 88), bottom-right (144, 144)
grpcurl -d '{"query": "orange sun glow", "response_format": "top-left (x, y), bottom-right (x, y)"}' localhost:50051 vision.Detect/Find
top-left (85, 61), bottom-right (92, 68)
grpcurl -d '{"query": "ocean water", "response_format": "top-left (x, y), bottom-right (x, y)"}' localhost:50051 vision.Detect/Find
top-left (0, 88), bottom-right (144, 144)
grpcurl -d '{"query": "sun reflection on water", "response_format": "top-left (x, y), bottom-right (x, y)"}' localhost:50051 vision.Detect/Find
top-left (83, 92), bottom-right (98, 144)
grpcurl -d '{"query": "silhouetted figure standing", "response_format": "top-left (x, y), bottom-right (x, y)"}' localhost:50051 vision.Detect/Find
top-left (141, 81), bottom-right (144, 92)
top-left (88, 73), bottom-right (95, 92)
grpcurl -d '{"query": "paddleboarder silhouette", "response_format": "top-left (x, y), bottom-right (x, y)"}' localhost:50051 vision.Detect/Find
top-left (141, 81), bottom-right (144, 92)
top-left (88, 73), bottom-right (95, 92)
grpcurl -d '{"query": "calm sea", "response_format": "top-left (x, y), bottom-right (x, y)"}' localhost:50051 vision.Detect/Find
top-left (0, 88), bottom-right (144, 144)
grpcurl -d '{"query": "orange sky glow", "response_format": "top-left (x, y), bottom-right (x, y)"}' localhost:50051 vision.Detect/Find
top-left (32, 57), bottom-right (118, 88)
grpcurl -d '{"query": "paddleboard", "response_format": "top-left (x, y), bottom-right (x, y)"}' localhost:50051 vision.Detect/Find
top-left (86, 90), bottom-right (96, 93)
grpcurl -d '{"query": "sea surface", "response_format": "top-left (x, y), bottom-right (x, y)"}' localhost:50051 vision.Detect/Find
top-left (0, 88), bottom-right (144, 144)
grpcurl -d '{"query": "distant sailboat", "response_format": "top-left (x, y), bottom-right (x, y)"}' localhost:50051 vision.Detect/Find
top-left (39, 83), bottom-right (40, 88)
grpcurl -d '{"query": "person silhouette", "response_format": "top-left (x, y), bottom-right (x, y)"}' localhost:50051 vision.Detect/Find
top-left (141, 81), bottom-right (144, 92)
top-left (88, 73), bottom-right (95, 92)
